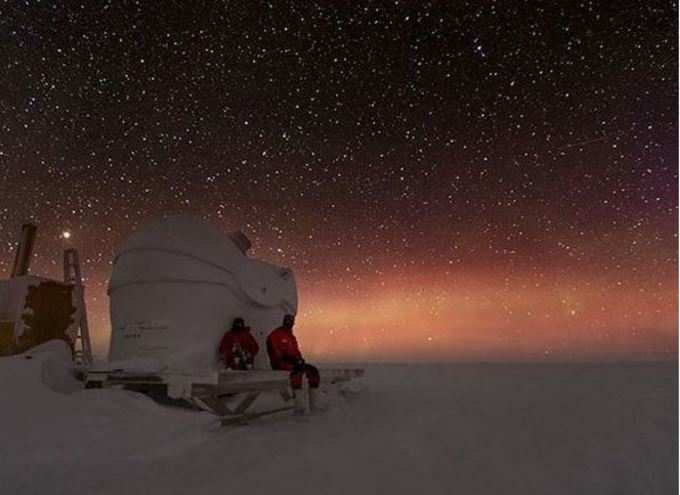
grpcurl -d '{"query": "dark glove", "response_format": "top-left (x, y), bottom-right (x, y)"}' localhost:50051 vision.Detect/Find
top-left (293, 359), bottom-right (306, 373)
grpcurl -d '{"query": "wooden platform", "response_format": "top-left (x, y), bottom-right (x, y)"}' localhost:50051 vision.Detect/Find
top-left (84, 366), bottom-right (364, 425)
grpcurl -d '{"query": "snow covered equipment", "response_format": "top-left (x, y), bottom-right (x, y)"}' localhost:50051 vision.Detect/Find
top-left (0, 223), bottom-right (92, 364)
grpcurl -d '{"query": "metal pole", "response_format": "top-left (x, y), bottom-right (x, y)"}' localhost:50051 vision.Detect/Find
top-left (10, 223), bottom-right (37, 278)
top-left (63, 249), bottom-right (93, 365)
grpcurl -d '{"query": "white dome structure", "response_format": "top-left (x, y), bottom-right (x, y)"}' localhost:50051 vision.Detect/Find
top-left (108, 215), bottom-right (297, 371)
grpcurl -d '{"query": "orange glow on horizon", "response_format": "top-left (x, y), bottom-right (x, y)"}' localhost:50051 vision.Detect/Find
top-left (53, 233), bottom-right (679, 363)
top-left (293, 268), bottom-right (677, 362)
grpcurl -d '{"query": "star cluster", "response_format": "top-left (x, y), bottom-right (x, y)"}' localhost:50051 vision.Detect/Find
top-left (0, 1), bottom-right (677, 360)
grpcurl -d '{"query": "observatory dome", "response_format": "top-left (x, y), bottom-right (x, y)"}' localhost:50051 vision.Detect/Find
top-left (108, 215), bottom-right (297, 371)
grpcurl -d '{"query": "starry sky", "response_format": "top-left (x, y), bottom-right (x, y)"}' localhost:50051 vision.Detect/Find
top-left (1, 1), bottom-right (677, 361)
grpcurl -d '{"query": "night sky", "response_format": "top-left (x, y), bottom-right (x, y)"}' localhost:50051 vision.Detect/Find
top-left (1, 1), bottom-right (677, 361)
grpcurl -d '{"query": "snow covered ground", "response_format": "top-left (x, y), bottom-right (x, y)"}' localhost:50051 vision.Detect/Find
top-left (1, 342), bottom-right (676, 495)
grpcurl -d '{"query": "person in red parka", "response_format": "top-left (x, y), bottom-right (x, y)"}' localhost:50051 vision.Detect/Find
top-left (218, 317), bottom-right (259, 370)
top-left (266, 314), bottom-right (321, 413)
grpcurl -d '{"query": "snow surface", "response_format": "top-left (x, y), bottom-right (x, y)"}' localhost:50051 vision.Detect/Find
top-left (1, 343), bottom-right (676, 495)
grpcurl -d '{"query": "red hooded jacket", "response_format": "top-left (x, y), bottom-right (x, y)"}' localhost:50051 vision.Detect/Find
top-left (219, 328), bottom-right (259, 370)
top-left (266, 327), bottom-right (303, 371)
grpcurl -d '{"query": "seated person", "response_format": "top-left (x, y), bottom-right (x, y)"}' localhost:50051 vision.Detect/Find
top-left (218, 317), bottom-right (259, 370)
top-left (266, 314), bottom-right (322, 414)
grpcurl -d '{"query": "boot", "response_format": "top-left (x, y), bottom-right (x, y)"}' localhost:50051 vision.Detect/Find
top-left (308, 387), bottom-right (326, 413)
top-left (293, 390), bottom-right (306, 415)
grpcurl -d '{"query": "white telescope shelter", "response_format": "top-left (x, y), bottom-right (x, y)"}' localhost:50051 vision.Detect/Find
top-left (108, 215), bottom-right (298, 372)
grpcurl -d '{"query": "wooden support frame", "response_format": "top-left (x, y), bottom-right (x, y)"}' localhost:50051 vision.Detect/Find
top-left (219, 405), bottom-right (296, 426)
top-left (191, 370), bottom-right (294, 424)
top-left (84, 366), bottom-right (365, 426)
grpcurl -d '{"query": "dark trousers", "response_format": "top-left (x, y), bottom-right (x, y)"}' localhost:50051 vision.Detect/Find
top-left (290, 363), bottom-right (320, 389)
